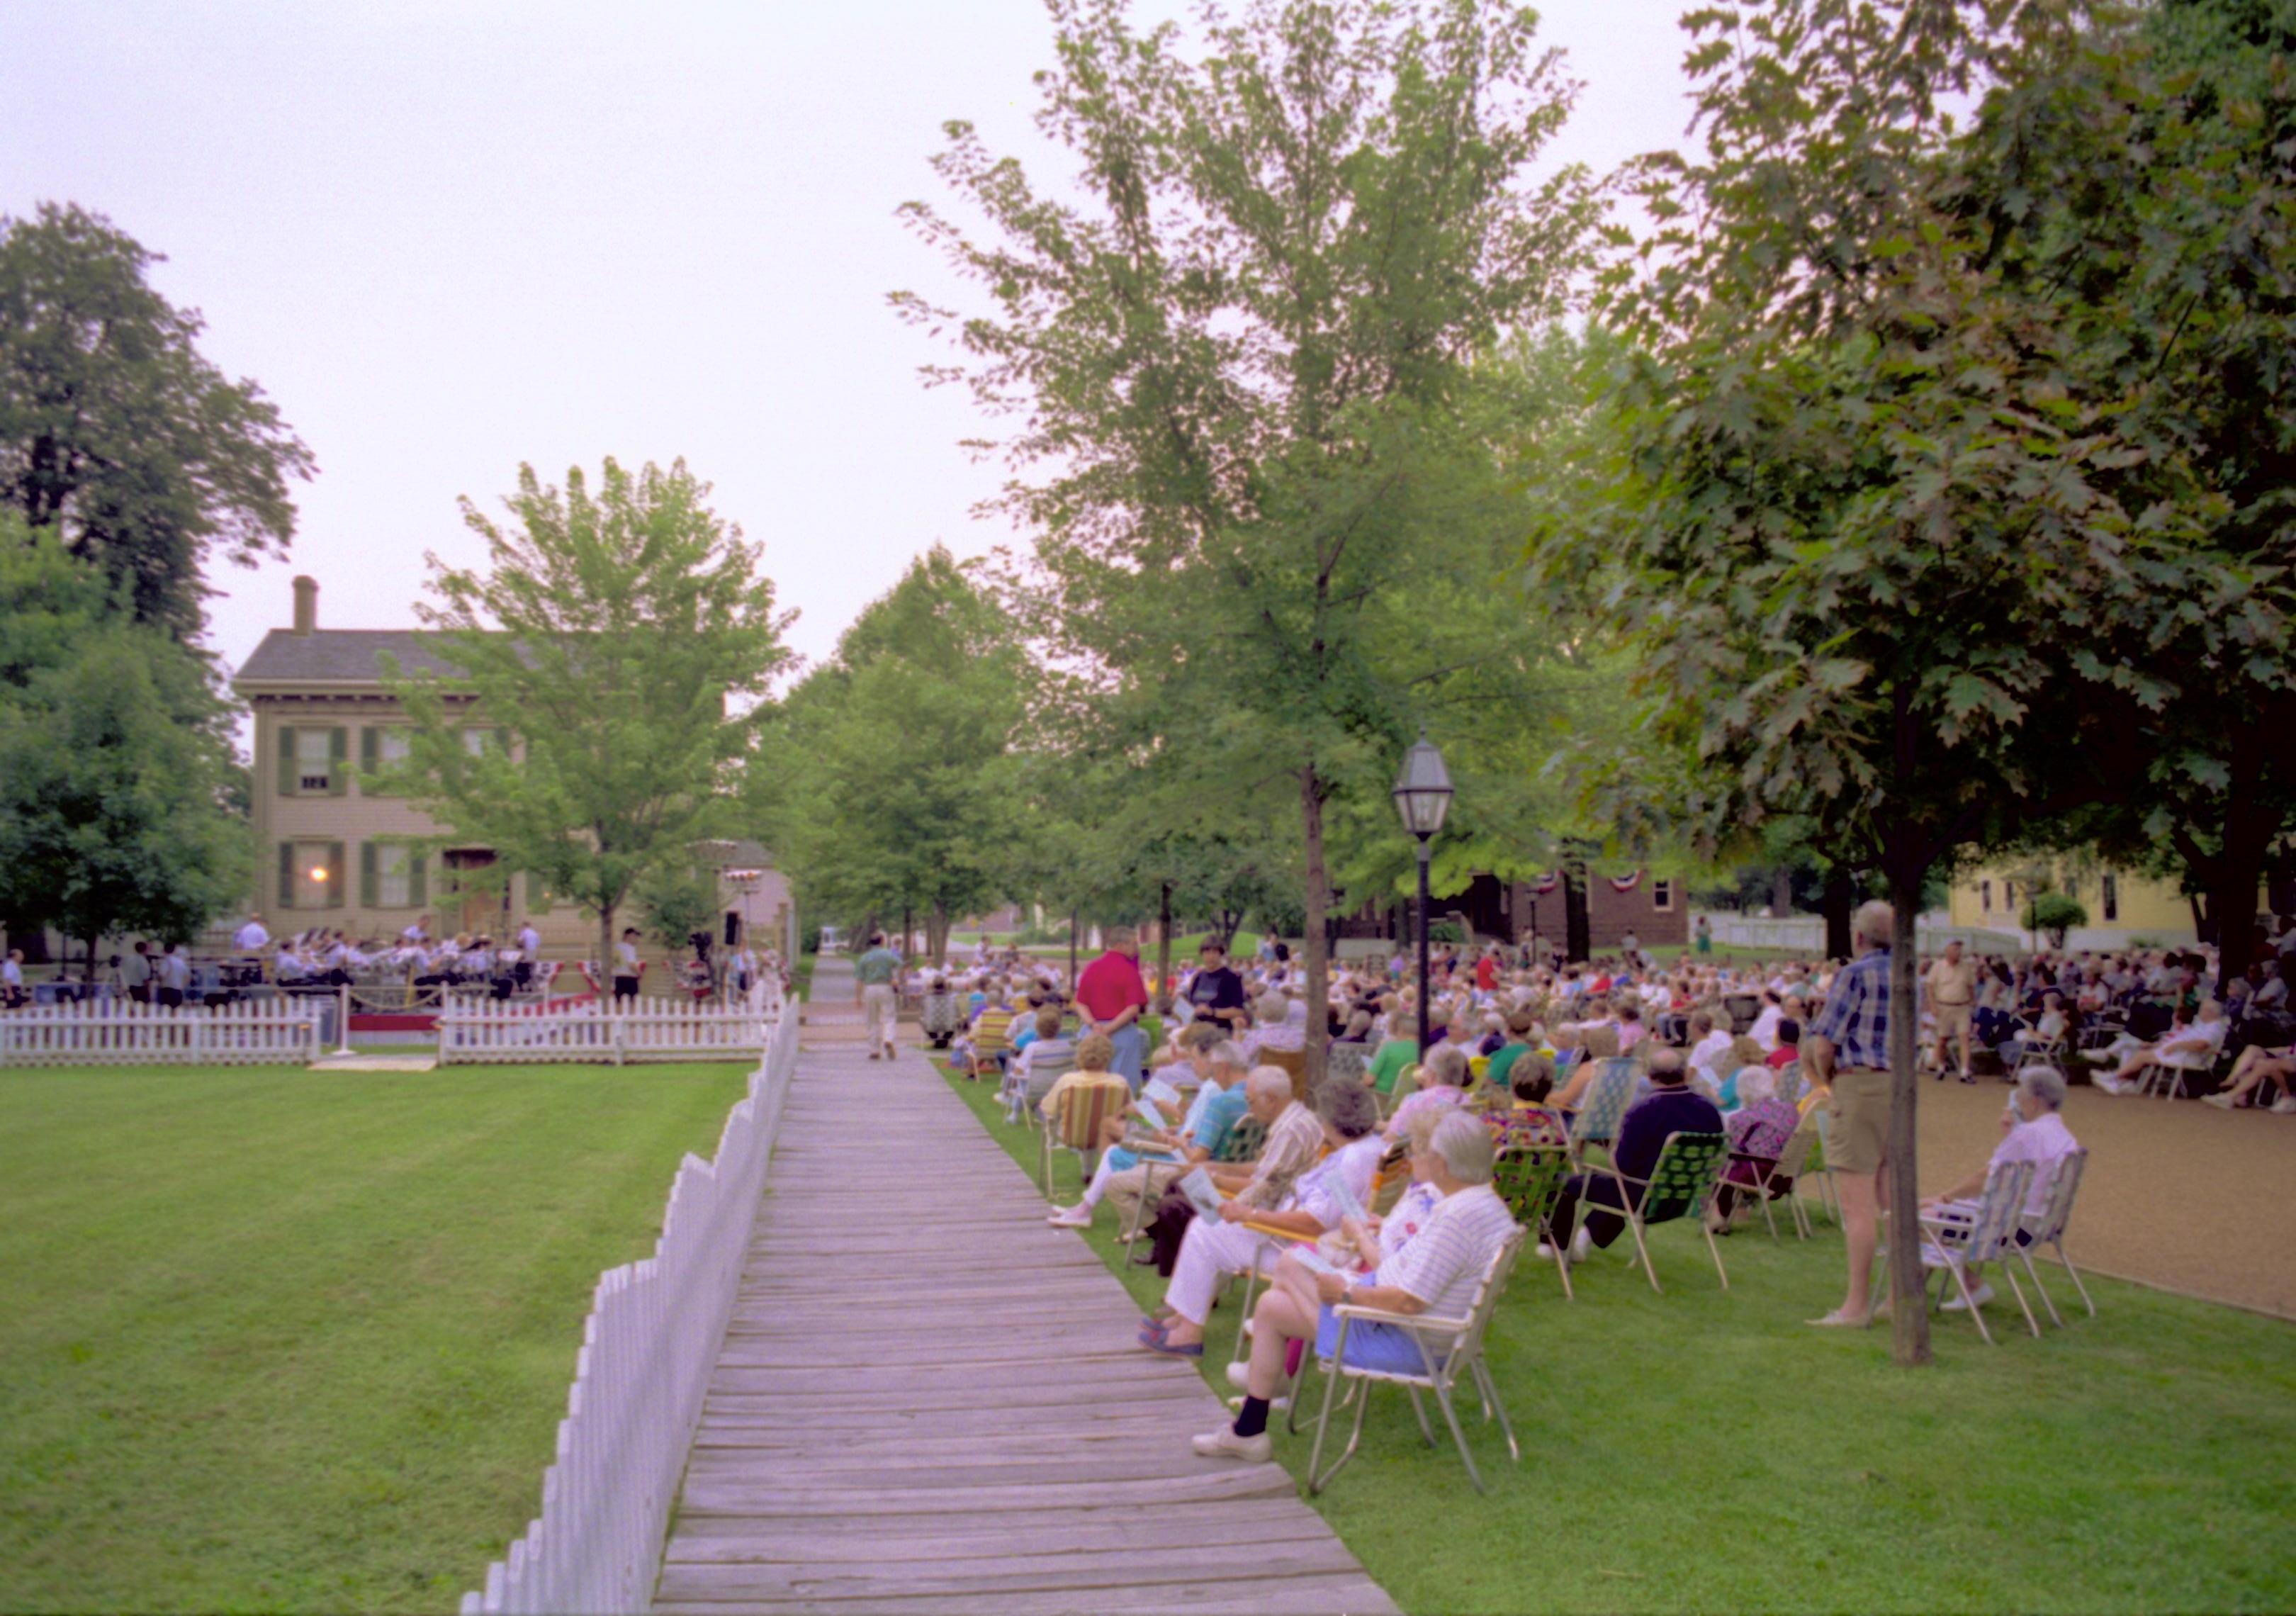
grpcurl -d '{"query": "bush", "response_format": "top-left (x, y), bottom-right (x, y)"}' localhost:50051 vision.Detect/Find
top-left (2022, 892), bottom-right (2088, 948)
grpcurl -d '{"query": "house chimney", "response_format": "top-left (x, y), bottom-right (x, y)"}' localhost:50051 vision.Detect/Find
top-left (292, 575), bottom-right (318, 636)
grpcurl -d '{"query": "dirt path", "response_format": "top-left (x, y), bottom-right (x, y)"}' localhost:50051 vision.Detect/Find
top-left (1907, 1076), bottom-right (2296, 1319)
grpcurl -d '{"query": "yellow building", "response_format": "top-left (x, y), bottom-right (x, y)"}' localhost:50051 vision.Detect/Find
top-left (1946, 858), bottom-right (2198, 950)
top-left (232, 576), bottom-right (789, 969)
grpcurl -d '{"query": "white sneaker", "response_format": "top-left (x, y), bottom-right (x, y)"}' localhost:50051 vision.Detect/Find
top-left (1190, 1425), bottom-right (1272, 1461)
top-left (1570, 1227), bottom-right (1593, 1263)
top-left (1534, 1242), bottom-right (1555, 1261)
top-left (2273, 1096), bottom-right (2296, 1116)
top-left (2203, 1092), bottom-right (2239, 1111)
top-left (1046, 1204), bottom-right (1091, 1228)
top-left (1940, 1281), bottom-right (1996, 1313)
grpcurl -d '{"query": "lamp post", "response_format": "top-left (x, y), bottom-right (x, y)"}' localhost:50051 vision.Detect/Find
top-left (1391, 731), bottom-right (1453, 1060)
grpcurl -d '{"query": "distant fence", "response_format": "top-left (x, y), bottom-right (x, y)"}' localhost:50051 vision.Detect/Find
top-left (461, 988), bottom-right (804, 1615)
top-left (0, 999), bottom-right (322, 1067)
top-left (1699, 915), bottom-right (1827, 951)
top-left (437, 1002), bottom-right (774, 1065)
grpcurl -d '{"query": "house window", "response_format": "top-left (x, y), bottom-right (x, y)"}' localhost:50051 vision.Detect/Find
top-left (2103, 872), bottom-right (2118, 922)
top-left (279, 840), bottom-right (345, 911)
top-left (461, 726), bottom-right (506, 758)
top-left (377, 843), bottom-right (413, 907)
top-left (1981, 880), bottom-right (1993, 913)
top-left (277, 724), bottom-right (347, 795)
top-left (1652, 880), bottom-right (1674, 911)
top-left (2004, 880), bottom-right (2018, 911)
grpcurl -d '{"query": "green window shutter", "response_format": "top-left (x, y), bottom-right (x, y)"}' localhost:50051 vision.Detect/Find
top-left (527, 870), bottom-right (551, 912)
top-left (410, 852), bottom-right (427, 909)
top-left (326, 842), bottom-right (347, 908)
top-left (361, 842), bottom-right (379, 908)
top-left (360, 725), bottom-right (378, 776)
top-left (277, 726), bottom-right (298, 797)
top-left (327, 728), bottom-right (350, 795)
top-left (278, 841), bottom-right (296, 909)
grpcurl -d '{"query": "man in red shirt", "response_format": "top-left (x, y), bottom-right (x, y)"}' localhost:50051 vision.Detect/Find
top-left (1076, 926), bottom-right (1152, 1089)
top-left (1474, 946), bottom-right (1499, 993)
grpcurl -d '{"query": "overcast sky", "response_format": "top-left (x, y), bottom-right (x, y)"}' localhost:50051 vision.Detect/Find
top-left (5, 0), bottom-right (1695, 707)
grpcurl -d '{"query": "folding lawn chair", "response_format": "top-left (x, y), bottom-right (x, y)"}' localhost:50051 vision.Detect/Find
top-left (2012, 1147), bottom-right (2096, 1327)
top-left (1602, 1130), bottom-right (1731, 1293)
top-left (1298, 1228), bottom-right (1526, 1496)
top-left (1918, 1159), bottom-right (2039, 1344)
top-left (1729, 1125), bottom-right (1817, 1242)
top-left (1040, 1072), bottom-right (1131, 1200)
top-left (1565, 1057), bottom-right (1639, 1171)
top-left (1492, 1143), bottom-right (1575, 1298)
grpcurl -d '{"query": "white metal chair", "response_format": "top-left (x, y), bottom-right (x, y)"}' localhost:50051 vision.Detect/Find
top-left (1918, 1160), bottom-right (2039, 1344)
top-left (1299, 1227), bottom-right (1526, 1495)
top-left (2012, 1148), bottom-right (2096, 1326)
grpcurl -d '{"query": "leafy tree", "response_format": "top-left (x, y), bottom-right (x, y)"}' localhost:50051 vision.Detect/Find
top-left (767, 549), bottom-right (1026, 965)
top-left (2022, 891), bottom-right (2088, 950)
top-left (0, 526), bottom-right (250, 969)
top-left (0, 203), bottom-right (313, 639)
top-left (381, 459), bottom-right (792, 980)
top-left (637, 862), bottom-right (723, 958)
top-left (901, 0), bottom-right (1597, 1075)
top-left (1539, 0), bottom-right (2244, 1363)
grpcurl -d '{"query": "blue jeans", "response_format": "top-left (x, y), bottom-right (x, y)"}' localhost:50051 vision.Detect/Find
top-left (1109, 1023), bottom-right (1147, 1092)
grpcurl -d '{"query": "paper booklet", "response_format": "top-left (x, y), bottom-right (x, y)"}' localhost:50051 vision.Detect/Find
top-left (1288, 1245), bottom-right (1341, 1276)
top-left (1176, 1167), bottom-right (1227, 1220)
top-left (1144, 1076), bottom-right (1183, 1111)
top-left (1329, 1169), bottom-right (1367, 1227)
top-left (1132, 1096), bottom-right (1169, 1131)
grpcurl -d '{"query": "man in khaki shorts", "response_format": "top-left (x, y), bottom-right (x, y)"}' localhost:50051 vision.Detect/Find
top-left (1803, 899), bottom-right (1899, 1328)
top-left (1926, 937), bottom-right (1979, 1083)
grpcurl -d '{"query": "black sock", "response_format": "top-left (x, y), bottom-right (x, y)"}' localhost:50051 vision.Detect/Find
top-left (1233, 1396), bottom-right (1271, 1439)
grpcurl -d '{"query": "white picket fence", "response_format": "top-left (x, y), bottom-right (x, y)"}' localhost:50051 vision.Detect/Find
top-left (437, 1002), bottom-right (774, 1065)
top-left (0, 999), bottom-right (322, 1067)
top-left (461, 995), bottom-right (804, 1615)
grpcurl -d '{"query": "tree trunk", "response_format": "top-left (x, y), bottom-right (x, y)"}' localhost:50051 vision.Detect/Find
top-left (1770, 867), bottom-right (1794, 916)
top-left (1884, 839), bottom-right (1932, 1366)
top-left (598, 904), bottom-right (615, 1003)
top-left (83, 931), bottom-right (100, 985)
top-left (1300, 765), bottom-right (1331, 1088)
top-left (902, 902), bottom-right (913, 960)
top-left (1067, 907), bottom-right (1079, 989)
top-left (1563, 863), bottom-right (1591, 964)
top-left (927, 903), bottom-right (950, 968)
top-left (1157, 882), bottom-right (1174, 1016)
top-left (1823, 870), bottom-right (1855, 960)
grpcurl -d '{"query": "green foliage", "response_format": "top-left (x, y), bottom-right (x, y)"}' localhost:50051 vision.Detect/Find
top-left (0, 1061), bottom-right (751, 1613)
top-left (381, 458), bottom-right (792, 971)
top-left (636, 863), bottom-right (721, 955)
top-left (0, 203), bottom-right (313, 639)
top-left (902, 0), bottom-right (1599, 1035)
top-left (0, 524), bottom-right (249, 952)
top-left (2022, 890), bottom-right (2089, 946)
top-left (765, 548), bottom-right (1023, 962)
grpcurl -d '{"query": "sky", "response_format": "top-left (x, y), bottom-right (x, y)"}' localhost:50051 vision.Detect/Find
top-left (4, 0), bottom-right (1696, 714)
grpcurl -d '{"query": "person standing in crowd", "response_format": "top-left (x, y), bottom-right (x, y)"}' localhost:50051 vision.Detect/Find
top-left (1076, 926), bottom-right (1151, 1090)
top-left (1, 949), bottom-right (24, 1008)
top-left (612, 927), bottom-right (643, 1006)
top-left (1803, 899), bottom-right (1899, 1328)
top-left (234, 914), bottom-right (269, 956)
top-left (1927, 937), bottom-right (1979, 1082)
top-left (125, 941), bottom-right (156, 1005)
top-left (514, 919), bottom-right (541, 989)
top-left (854, 931), bottom-right (904, 1060)
top-left (157, 943), bottom-right (190, 1009)
top-left (1185, 938), bottom-right (1249, 1038)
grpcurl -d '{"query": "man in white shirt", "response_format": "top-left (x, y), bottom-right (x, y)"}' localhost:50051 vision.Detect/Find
top-left (403, 915), bottom-right (432, 946)
top-left (1688, 1011), bottom-right (1735, 1087)
top-left (234, 915), bottom-right (270, 953)
top-left (1920, 1066), bottom-right (2079, 1311)
top-left (158, 944), bottom-right (191, 1007)
top-left (1, 949), bottom-right (24, 1007)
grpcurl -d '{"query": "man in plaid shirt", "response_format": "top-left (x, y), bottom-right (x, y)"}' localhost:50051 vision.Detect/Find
top-left (1803, 899), bottom-right (1903, 1328)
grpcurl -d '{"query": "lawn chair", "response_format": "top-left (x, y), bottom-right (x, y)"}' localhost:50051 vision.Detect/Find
top-left (1325, 1041), bottom-right (1370, 1089)
top-left (1918, 1159), bottom-right (2039, 1344)
top-left (1368, 1141), bottom-right (1412, 1217)
top-left (1299, 1228), bottom-right (1526, 1496)
top-left (1565, 1057), bottom-right (1639, 1170)
top-left (1040, 1072), bottom-right (1131, 1199)
top-left (1122, 1109), bottom-right (1266, 1245)
top-left (1378, 1063), bottom-right (1421, 1122)
top-left (1492, 1144), bottom-right (1575, 1299)
top-left (1602, 1130), bottom-right (1731, 1293)
top-left (1729, 1126), bottom-right (1817, 1242)
top-left (1262, 1045), bottom-right (1310, 1101)
top-left (1799, 1103), bottom-right (1841, 1227)
top-left (2012, 1148), bottom-right (2096, 1327)
top-left (1002, 1051), bottom-right (1072, 1126)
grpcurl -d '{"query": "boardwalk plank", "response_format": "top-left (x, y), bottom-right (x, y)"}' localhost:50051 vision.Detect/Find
top-left (653, 962), bottom-right (1392, 1616)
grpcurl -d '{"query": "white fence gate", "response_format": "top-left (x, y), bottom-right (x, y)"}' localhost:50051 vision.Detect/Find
top-left (0, 999), bottom-right (322, 1067)
top-left (438, 1003), bottom-right (773, 1065)
top-left (461, 995), bottom-right (804, 1615)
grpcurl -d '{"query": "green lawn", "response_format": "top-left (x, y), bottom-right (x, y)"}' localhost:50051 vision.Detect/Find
top-left (940, 1057), bottom-right (2295, 1614)
top-left (0, 1061), bottom-right (754, 1615)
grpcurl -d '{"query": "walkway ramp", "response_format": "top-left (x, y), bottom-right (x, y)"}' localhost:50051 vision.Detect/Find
top-left (654, 965), bottom-right (1395, 1615)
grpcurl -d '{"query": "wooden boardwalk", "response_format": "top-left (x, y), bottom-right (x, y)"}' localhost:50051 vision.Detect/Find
top-left (653, 963), bottom-right (1396, 1615)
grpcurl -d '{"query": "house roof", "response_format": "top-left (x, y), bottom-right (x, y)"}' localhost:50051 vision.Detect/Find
top-left (235, 629), bottom-right (466, 688)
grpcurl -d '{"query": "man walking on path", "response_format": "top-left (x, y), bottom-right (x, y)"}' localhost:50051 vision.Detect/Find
top-left (1926, 937), bottom-right (1979, 1082)
top-left (1076, 926), bottom-right (1151, 1091)
top-left (855, 933), bottom-right (904, 1060)
top-left (1803, 899), bottom-right (1903, 1328)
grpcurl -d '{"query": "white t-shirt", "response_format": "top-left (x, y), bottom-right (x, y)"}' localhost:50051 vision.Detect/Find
top-left (235, 922), bottom-right (269, 951)
top-left (1286, 1136), bottom-right (1383, 1228)
top-left (614, 941), bottom-right (639, 974)
top-left (1988, 1111), bottom-right (2080, 1217)
top-left (517, 926), bottom-right (540, 955)
top-left (3, 959), bottom-right (23, 987)
top-left (1690, 1030), bottom-right (1735, 1080)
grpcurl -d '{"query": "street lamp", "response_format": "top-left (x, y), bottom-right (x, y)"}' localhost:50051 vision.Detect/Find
top-left (1391, 731), bottom-right (1453, 1060)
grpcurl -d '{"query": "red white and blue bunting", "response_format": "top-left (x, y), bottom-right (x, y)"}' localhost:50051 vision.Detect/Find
top-left (1606, 871), bottom-right (1642, 894)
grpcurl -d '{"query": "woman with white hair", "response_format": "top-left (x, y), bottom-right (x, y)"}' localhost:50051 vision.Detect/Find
top-left (1383, 1041), bottom-right (1472, 1143)
top-left (1917, 1067), bottom-right (2081, 1312)
top-left (1193, 1111), bottom-right (1519, 1461)
top-left (1242, 991), bottom-right (1305, 1057)
top-left (1708, 1065), bottom-right (1801, 1232)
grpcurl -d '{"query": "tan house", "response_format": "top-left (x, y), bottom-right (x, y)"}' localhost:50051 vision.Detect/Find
top-left (232, 576), bottom-right (791, 971)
